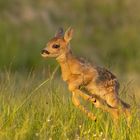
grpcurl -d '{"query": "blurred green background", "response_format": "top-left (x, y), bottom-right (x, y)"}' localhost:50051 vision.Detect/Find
top-left (0, 0), bottom-right (139, 79)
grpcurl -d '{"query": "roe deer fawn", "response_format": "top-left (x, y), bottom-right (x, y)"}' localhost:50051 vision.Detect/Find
top-left (41, 27), bottom-right (131, 126)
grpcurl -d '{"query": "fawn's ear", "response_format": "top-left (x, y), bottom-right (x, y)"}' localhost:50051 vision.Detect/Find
top-left (55, 27), bottom-right (64, 37)
top-left (64, 27), bottom-right (74, 42)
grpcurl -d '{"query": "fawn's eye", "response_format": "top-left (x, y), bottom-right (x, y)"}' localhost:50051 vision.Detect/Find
top-left (52, 44), bottom-right (60, 49)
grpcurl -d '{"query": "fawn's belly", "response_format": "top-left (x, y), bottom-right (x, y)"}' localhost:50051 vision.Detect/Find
top-left (85, 78), bottom-right (119, 97)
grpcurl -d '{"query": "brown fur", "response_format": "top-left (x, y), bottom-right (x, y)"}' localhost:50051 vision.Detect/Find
top-left (41, 27), bottom-right (131, 125)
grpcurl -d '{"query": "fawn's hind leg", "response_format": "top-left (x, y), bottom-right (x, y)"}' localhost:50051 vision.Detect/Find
top-left (105, 92), bottom-right (131, 126)
top-left (73, 89), bottom-right (123, 125)
top-left (86, 89), bottom-right (120, 124)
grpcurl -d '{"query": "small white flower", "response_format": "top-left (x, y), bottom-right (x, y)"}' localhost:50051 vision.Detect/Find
top-left (47, 119), bottom-right (51, 122)
top-left (99, 132), bottom-right (103, 137)
top-left (93, 134), bottom-right (97, 137)
top-left (79, 125), bottom-right (82, 128)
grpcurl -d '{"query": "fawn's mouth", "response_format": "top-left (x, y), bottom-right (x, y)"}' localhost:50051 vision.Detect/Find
top-left (41, 49), bottom-right (58, 58)
top-left (41, 49), bottom-right (50, 57)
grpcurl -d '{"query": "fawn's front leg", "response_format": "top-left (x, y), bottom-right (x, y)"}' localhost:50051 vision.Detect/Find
top-left (74, 89), bottom-right (102, 107)
top-left (72, 91), bottom-right (96, 121)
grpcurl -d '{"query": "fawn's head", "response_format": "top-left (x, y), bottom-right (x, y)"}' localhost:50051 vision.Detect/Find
top-left (41, 27), bottom-right (74, 58)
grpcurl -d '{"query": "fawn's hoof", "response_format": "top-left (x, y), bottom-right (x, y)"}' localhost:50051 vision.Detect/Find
top-left (94, 118), bottom-right (97, 122)
top-left (90, 116), bottom-right (97, 122)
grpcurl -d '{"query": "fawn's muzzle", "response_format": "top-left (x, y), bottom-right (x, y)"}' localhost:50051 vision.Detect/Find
top-left (41, 49), bottom-right (50, 55)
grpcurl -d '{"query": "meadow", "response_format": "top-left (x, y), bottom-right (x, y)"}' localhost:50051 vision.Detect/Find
top-left (0, 0), bottom-right (140, 139)
top-left (0, 69), bottom-right (140, 140)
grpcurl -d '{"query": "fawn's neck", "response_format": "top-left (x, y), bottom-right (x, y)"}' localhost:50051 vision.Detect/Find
top-left (56, 51), bottom-right (74, 81)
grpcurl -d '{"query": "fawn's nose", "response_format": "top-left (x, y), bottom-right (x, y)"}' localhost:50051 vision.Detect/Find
top-left (41, 49), bottom-right (50, 55)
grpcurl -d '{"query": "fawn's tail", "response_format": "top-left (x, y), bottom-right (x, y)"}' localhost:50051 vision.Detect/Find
top-left (119, 98), bottom-right (131, 109)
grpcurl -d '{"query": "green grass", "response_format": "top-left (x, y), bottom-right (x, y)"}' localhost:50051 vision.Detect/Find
top-left (0, 70), bottom-right (140, 140)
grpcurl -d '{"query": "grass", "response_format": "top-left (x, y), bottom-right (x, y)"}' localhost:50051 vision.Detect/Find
top-left (0, 69), bottom-right (140, 140)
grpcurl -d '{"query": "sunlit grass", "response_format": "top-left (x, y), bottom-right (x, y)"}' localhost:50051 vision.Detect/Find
top-left (0, 71), bottom-right (140, 140)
